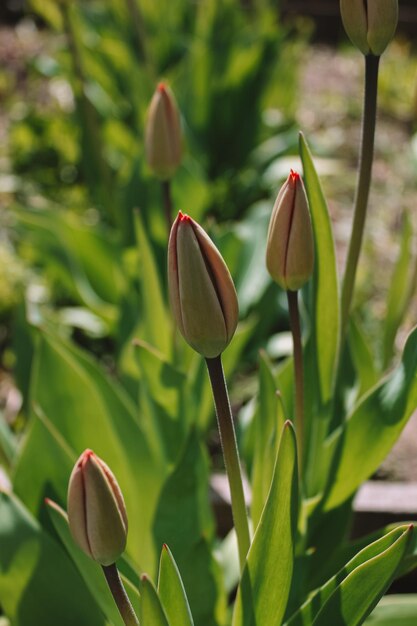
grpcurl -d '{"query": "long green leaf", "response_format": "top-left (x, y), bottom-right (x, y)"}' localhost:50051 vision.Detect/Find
top-left (287, 526), bottom-right (410, 625)
top-left (153, 429), bottom-right (225, 626)
top-left (366, 595), bottom-right (417, 624)
top-left (140, 576), bottom-right (170, 626)
top-left (0, 492), bottom-right (105, 626)
top-left (299, 132), bottom-right (339, 406)
top-left (232, 421), bottom-right (298, 626)
top-left (251, 351), bottom-right (285, 529)
top-left (312, 526), bottom-right (412, 626)
top-left (14, 331), bottom-right (165, 571)
top-left (383, 212), bottom-right (414, 368)
top-left (158, 544), bottom-right (194, 626)
top-left (324, 326), bottom-right (417, 510)
top-left (299, 133), bottom-right (340, 498)
top-left (134, 211), bottom-right (171, 357)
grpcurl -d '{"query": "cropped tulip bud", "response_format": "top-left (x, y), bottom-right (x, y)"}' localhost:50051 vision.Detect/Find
top-left (67, 450), bottom-right (128, 566)
top-left (168, 212), bottom-right (238, 358)
top-left (145, 83), bottom-right (182, 180)
top-left (340, 0), bottom-right (398, 56)
top-left (266, 170), bottom-right (314, 291)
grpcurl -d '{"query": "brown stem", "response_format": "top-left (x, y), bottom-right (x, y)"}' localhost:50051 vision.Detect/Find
top-left (102, 564), bottom-right (140, 626)
top-left (287, 290), bottom-right (304, 469)
top-left (205, 355), bottom-right (250, 571)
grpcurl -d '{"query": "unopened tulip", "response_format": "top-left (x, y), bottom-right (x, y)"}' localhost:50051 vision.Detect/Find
top-left (168, 212), bottom-right (238, 358)
top-left (67, 450), bottom-right (128, 566)
top-left (145, 83), bottom-right (182, 180)
top-left (266, 170), bottom-right (314, 291)
top-left (340, 0), bottom-right (398, 56)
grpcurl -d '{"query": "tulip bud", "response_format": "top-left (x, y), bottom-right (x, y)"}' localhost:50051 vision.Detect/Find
top-left (145, 83), bottom-right (182, 180)
top-left (266, 170), bottom-right (314, 291)
top-left (168, 212), bottom-right (239, 358)
top-left (67, 450), bottom-right (128, 566)
top-left (340, 0), bottom-right (398, 56)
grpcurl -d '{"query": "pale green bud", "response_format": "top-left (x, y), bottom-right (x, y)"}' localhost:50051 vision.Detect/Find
top-left (266, 170), bottom-right (314, 291)
top-left (168, 212), bottom-right (239, 358)
top-left (340, 0), bottom-right (398, 56)
top-left (145, 83), bottom-right (182, 180)
top-left (67, 450), bottom-right (128, 566)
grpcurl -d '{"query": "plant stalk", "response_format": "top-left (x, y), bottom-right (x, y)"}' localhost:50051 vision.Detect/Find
top-left (287, 290), bottom-right (304, 469)
top-left (102, 564), bottom-right (140, 626)
top-left (205, 355), bottom-right (250, 571)
top-left (162, 179), bottom-right (174, 236)
top-left (340, 54), bottom-right (380, 343)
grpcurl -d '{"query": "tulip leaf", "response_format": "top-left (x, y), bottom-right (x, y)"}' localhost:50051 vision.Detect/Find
top-left (158, 544), bottom-right (194, 626)
top-left (383, 211), bottom-right (416, 368)
top-left (0, 492), bottom-right (105, 626)
top-left (133, 340), bottom-right (189, 463)
top-left (46, 500), bottom-right (140, 625)
top-left (287, 525), bottom-right (410, 625)
top-left (232, 421), bottom-right (298, 626)
top-left (140, 576), bottom-right (170, 626)
top-left (14, 331), bottom-right (165, 572)
top-left (134, 210), bottom-right (171, 357)
top-left (365, 595), bottom-right (417, 625)
top-left (324, 326), bottom-right (417, 511)
top-left (153, 429), bottom-right (226, 626)
top-left (312, 525), bottom-right (412, 626)
top-left (299, 132), bottom-right (339, 407)
top-left (251, 351), bottom-right (285, 529)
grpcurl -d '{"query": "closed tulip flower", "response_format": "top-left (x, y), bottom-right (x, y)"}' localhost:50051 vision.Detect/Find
top-left (266, 170), bottom-right (314, 291)
top-left (67, 450), bottom-right (128, 566)
top-left (145, 83), bottom-right (182, 180)
top-left (340, 0), bottom-right (398, 56)
top-left (168, 212), bottom-right (238, 358)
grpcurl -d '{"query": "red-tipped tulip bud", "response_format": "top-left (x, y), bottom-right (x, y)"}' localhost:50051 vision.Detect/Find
top-left (168, 212), bottom-right (239, 358)
top-left (145, 83), bottom-right (182, 180)
top-left (266, 170), bottom-right (314, 291)
top-left (340, 0), bottom-right (398, 56)
top-left (67, 450), bottom-right (128, 566)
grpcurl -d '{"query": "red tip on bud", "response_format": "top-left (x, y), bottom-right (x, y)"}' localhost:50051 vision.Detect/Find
top-left (290, 169), bottom-right (300, 183)
top-left (157, 82), bottom-right (167, 93)
top-left (178, 211), bottom-right (190, 222)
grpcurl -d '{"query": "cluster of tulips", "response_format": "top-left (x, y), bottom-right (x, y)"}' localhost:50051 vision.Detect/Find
top-left (49, 2), bottom-right (404, 625)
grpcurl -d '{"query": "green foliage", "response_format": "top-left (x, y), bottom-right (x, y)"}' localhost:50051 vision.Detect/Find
top-left (233, 422), bottom-right (298, 626)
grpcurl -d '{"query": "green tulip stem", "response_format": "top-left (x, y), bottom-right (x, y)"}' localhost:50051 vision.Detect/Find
top-left (103, 564), bottom-right (140, 626)
top-left (162, 179), bottom-right (174, 237)
top-left (205, 355), bottom-right (251, 572)
top-left (340, 54), bottom-right (380, 342)
top-left (287, 289), bottom-right (304, 470)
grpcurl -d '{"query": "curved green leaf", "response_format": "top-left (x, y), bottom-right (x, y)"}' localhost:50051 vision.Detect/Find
top-left (251, 351), bottom-right (285, 529)
top-left (46, 500), bottom-right (140, 625)
top-left (158, 544), bottom-right (194, 626)
top-left (287, 526), bottom-right (410, 625)
top-left (232, 421), bottom-right (298, 626)
top-left (366, 594), bottom-right (417, 625)
top-left (325, 326), bottom-right (417, 510)
top-left (140, 576), bottom-right (169, 626)
top-left (299, 132), bottom-right (339, 406)
top-left (312, 526), bottom-right (412, 626)
top-left (0, 492), bottom-right (105, 626)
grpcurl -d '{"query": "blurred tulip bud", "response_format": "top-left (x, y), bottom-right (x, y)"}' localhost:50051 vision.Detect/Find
top-left (168, 212), bottom-right (239, 358)
top-left (266, 170), bottom-right (314, 291)
top-left (68, 450), bottom-right (128, 566)
top-left (145, 83), bottom-right (182, 180)
top-left (340, 0), bottom-right (398, 56)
